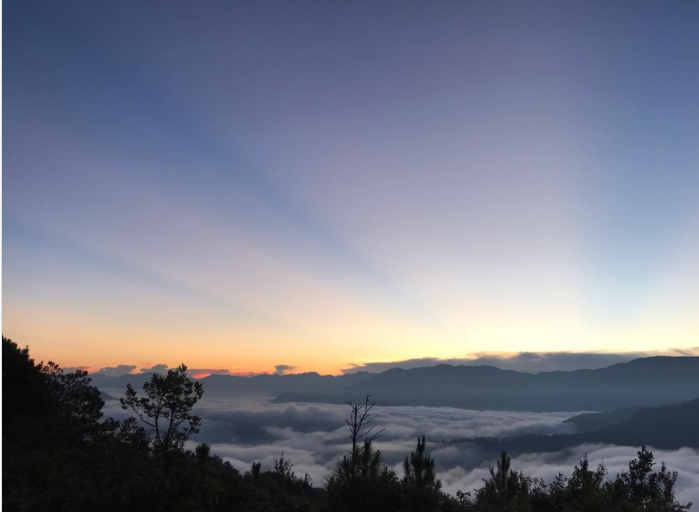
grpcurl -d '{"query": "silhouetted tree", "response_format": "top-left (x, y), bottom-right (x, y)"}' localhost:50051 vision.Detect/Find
top-left (474, 451), bottom-right (530, 510)
top-left (567, 455), bottom-right (606, 511)
top-left (3, 337), bottom-right (145, 511)
top-left (326, 398), bottom-right (402, 511)
top-left (401, 436), bottom-right (454, 512)
top-left (330, 394), bottom-right (389, 485)
top-left (492, 452), bottom-right (526, 497)
top-left (196, 442), bottom-right (211, 463)
top-left (344, 394), bottom-right (385, 453)
top-left (404, 435), bottom-right (441, 490)
top-left (334, 438), bottom-right (386, 484)
top-left (616, 446), bottom-right (691, 511)
top-left (250, 461), bottom-right (262, 481)
top-left (120, 364), bottom-right (204, 456)
top-left (3, 337), bottom-right (323, 511)
top-left (274, 453), bottom-right (295, 482)
top-left (43, 360), bottom-right (104, 437)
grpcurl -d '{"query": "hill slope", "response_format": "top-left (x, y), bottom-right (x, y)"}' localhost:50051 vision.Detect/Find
top-left (276, 357), bottom-right (699, 411)
top-left (457, 399), bottom-right (699, 453)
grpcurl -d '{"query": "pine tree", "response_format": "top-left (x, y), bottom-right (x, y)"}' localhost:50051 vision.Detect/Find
top-left (403, 435), bottom-right (441, 490)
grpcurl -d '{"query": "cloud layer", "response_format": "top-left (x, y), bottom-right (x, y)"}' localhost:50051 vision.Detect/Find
top-left (101, 393), bottom-right (697, 505)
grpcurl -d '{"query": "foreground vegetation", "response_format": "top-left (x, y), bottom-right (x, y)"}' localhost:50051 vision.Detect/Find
top-left (3, 337), bottom-right (692, 511)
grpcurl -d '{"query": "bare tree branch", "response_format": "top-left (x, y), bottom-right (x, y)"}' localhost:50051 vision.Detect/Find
top-left (344, 394), bottom-right (384, 454)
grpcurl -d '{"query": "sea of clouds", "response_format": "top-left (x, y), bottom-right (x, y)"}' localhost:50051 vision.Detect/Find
top-left (103, 392), bottom-right (698, 507)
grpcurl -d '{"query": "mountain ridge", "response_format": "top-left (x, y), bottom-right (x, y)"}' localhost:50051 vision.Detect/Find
top-left (90, 356), bottom-right (699, 412)
top-left (453, 398), bottom-right (699, 454)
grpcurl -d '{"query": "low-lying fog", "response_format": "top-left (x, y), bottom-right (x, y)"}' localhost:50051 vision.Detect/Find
top-left (103, 391), bottom-right (699, 506)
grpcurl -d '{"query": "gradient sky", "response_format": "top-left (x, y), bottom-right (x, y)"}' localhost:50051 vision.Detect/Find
top-left (3, 0), bottom-right (699, 374)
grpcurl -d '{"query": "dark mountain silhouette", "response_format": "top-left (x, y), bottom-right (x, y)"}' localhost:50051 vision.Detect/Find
top-left (202, 371), bottom-right (373, 394)
top-left (91, 370), bottom-right (374, 395)
top-left (455, 399), bottom-right (699, 454)
top-left (564, 406), bottom-right (643, 433)
top-left (591, 398), bottom-right (699, 448)
top-left (99, 390), bottom-right (115, 401)
top-left (90, 356), bottom-right (699, 412)
top-left (89, 372), bottom-right (159, 390)
top-left (273, 357), bottom-right (699, 411)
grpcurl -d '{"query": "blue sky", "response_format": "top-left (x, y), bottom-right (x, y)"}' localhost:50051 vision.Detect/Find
top-left (4, 0), bottom-right (699, 372)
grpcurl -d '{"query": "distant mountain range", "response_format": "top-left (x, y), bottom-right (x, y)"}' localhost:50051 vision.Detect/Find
top-left (454, 398), bottom-right (699, 453)
top-left (91, 356), bottom-right (699, 413)
top-left (92, 370), bottom-right (372, 395)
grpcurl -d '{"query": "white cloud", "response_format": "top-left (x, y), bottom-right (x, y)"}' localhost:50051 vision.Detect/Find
top-left (178, 397), bottom-right (576, 488)
top-left (107, 393), bottom-right (698, 507)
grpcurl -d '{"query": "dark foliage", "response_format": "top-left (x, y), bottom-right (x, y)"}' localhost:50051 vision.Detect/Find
top-left (3, 337), bottom-right (693, 512)
top-left (404, 435), bottom-right (440, 490)
top-left (2, 337), bottom-right (320, 512)
top-left (120, 364), bottom-right (204, 457)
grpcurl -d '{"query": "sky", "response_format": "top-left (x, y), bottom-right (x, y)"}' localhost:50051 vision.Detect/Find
top-left (3, 0), bottom-right (699, 375)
